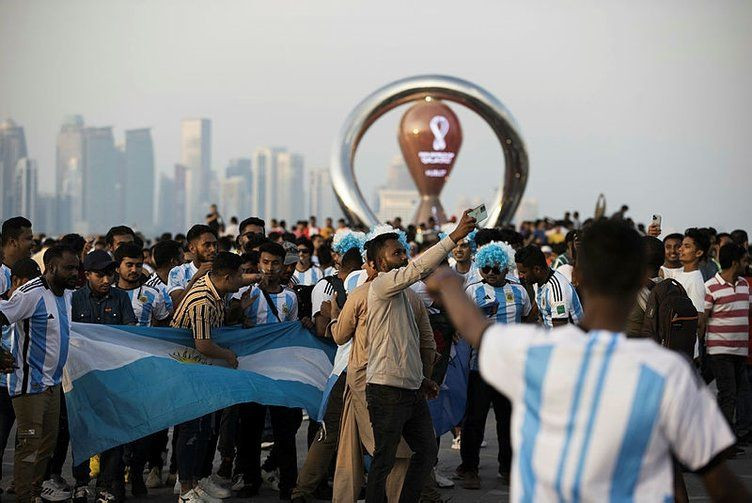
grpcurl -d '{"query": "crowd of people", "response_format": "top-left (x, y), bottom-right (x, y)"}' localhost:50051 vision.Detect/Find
top-left (0, 204), bottom-right (750, 503)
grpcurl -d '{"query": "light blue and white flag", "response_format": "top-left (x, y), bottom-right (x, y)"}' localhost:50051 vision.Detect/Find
top-left (315, 341), bottom-right (351, 422)
top-left (63, 321), bottom-right (336, 464)
top-left (429, 340), bottom-right (472, 436)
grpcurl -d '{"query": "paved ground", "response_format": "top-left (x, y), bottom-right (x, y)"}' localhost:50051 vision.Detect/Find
top-left (2, 411), bottom-right (752, 502)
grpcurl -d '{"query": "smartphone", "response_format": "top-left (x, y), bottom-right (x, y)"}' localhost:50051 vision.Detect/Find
top-left (468, 204), bottom-right (488, 224)
top-left (651, 214), bottom-right (662, 227)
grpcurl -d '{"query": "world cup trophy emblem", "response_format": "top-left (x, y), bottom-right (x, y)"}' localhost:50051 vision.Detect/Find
top-left (398, 99), bottom-right (462, 225)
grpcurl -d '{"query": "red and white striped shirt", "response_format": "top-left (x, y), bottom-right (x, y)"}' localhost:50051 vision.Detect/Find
top-left (704, 274), bottom-right (751, 356)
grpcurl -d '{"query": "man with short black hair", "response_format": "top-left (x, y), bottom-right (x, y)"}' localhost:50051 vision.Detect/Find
top-left (231, 242), bottom-right (301, 499)
top-left (426, 220), bottom-right (749, 502)
top-left (0, 258), bottom-right (43, 497)
top-left (237, 217), bottom-right (266, 251)
top-left (105, 225), bottom-right (136, 255)
top-left (71, 249), bottom-right (136, 502)
top-left (171, 251), bottom-right (244, 503)
top-left (661, 233), bottom-right (684, 279)
top-left (115, 243), bottom-right (170, 327)
top-left (625, 236), bottom-right (665, 338)
top-left (146, 240), bottom-right (183, 316)
top-left (515, 245), bottom-right (583, 328)
top-left (0, 245), bottom-right (79, 503)
top-left (168, 225), bottom-right (218, 307)
top-left (364, 211), bottom-right (476, 502)
top-left (673, 229), bottom-right (710, 360)
top-left (704, 244), bottom-right (751, 437)
top-left (1, 217), bottom-right (34, 293)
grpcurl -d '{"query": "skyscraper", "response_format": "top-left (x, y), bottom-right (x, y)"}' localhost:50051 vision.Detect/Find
top-left (180, 118), bottom-right (211, 227)
top-left (309, 168), bottom-right (343, 222)
top-left (173, 164), bottom-right (188, 233)
top-left (56, 115), bottom-right (85, 233)
top-left (0, 119), bottom-right (28, 218)
top-left (157, 174), bottom-right (175, 233)
top-left (376, 155), bottom-right (418, 223)
top-left (83, 127), bottom-right (118, 233)
top-left (251, 148), bottom-right (269, 219)
top-left (276, 152), bottom-right (304, 224)
top-left (124, 128), bottom-right (155, 233)
top-left (221, 176), bottom-right (247, 223)
top-left (15, 158), bottom-right (37, 222)
top-left (223, 158), bottom-right (252, 220)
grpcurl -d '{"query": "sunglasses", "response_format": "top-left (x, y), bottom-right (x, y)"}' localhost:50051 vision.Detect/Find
top-left (297, 248), bottom-right (311, 255)
top-left (481, 266), bottom-right (503, 275)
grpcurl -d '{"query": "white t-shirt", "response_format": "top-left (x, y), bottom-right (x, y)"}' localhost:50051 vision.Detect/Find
top-left (535, 270), bottom-right (584, 329)
top-left (479, 324), bottom-right (735, 502)
top-left (660, 266), bottom-right (683, 280)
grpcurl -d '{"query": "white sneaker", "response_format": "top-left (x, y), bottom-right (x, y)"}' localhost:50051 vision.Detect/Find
top-left (434, 469), bottom-right (455, 488)
top-left (49, 475), bottom-right (71, 491)
top-left (230, 474), bottom-right (245, 492)
top-left (173, 477), bottom-right (181, 495)
top-left (261, 468), bottom-right (279, 491)
top-left (193, 485), bottom-right (221, 503)
top-left (480, 439), bottom-right (488, 448)
top-left (260, 440), bottom-right (274, 450)
top-left (177, 489), bottom-right (203, 503)
top-left (211, 473), bottom-right (231, 487)
top-left (451, 436), bottom-right (461, 450)
top-left (198, 477), bottom-right (231, 499)
top-left (146, 466), bottom-right (163, 488)
top-left (41, 479), bottom-right (72, 502)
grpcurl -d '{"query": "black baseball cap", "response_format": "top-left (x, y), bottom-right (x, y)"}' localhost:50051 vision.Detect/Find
top-left (83, 250), bottom-right (115, 272)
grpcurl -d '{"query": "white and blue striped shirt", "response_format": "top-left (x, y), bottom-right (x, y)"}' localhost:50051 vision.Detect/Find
top-left (466, 281), bottom-right (531, 370)
top-left (536, 270), bottom-right (583, 328)
top-left (479, 324), bottom-right (735, 502)
top-left (344, 269), bottom-right (368, 294)
top-left (145, 273), bottom-right (174, 314)
top-left (451, 260), bottom-right (482, 287)
top-left (167, 262), bottom-right (198, 294)
top-left (232, 285), bottom-right (298, 325)
top-left (291, 266), bottom-right (324, 287)
top-left (120, 284), bottom-right (170, 327)
top-left (0, 277), bottom-right (73, 397)
top-left (0, 265), bottom-right (11, 388)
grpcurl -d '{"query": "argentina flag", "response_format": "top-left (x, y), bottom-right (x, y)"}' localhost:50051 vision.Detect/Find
top-left (63, 321), bottom-right (336, 465)
top-left (429, 339), bottom-right (472, 436)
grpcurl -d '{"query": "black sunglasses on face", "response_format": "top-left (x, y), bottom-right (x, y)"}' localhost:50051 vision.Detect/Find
top-left (481, 266), bottom-right (502, 275)
top-left (297, 249), bottom-right (311, 255)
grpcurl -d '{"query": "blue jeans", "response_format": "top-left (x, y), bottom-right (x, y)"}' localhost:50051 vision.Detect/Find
top-left (365, 384), bottom-right (438, 503)
top-left (175, 414), bottom-right (213, 482)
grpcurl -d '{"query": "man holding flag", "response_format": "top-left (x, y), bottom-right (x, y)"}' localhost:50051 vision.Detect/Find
top-left (170, 251), bottom-right (244, 503)
top-left (0, 245), bottom-right (80, 503)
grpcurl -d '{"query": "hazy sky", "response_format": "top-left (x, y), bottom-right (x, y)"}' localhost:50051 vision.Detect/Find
top-left (2, 0), bottom-right (751, 232)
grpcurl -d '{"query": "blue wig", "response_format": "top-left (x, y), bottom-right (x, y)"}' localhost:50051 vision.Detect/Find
top-left (332, 231), bottom-right (365, 255)
top-left (475, 241), bottom-right (515, 270)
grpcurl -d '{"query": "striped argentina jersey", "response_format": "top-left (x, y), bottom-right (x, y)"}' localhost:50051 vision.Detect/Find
top-left (0, 277), bottom-right (73, 397)
top-left (145, 272), bottom-right (174, 314)
top-left (232, 285), bottom-right (298, 325)
top-left (344, 269), bottom-right (368, 294)
top-left (451, 260), bottom-right (482, 286)
top-left (0, 265), bottom-right (12, 388)
top-left (120, 284), bottom-right (170, 327)
top-left (466, 281), bottom-right (532, 370)
top-left (291, 266), bottom-right (324, 287)
top-left (536, 269), bottom-right (583, 328)
top-left (167, 262), bottom-right (198, 294)
top-left (479, 324), bottom-right (735, 502)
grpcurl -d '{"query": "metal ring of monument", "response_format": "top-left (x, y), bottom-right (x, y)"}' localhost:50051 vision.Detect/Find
top-left (330, 74), bottom-right (529, 228)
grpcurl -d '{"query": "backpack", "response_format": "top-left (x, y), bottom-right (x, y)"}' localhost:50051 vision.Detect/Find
top-left (640, 278), bottom-right (698, 361)
top-left (324, 275), bottom-right (348, 309)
